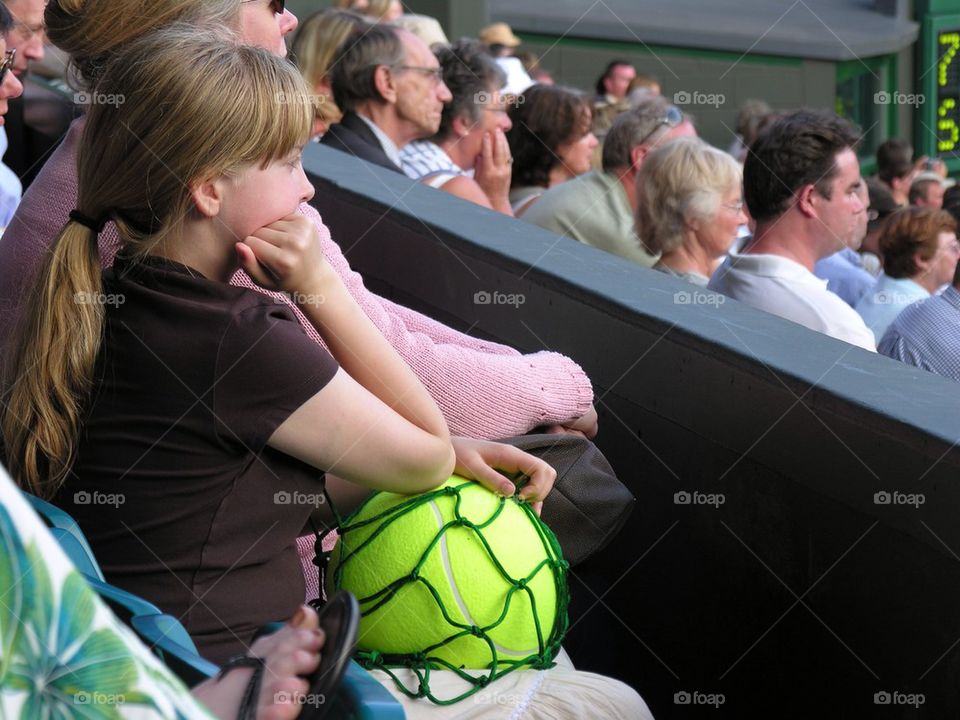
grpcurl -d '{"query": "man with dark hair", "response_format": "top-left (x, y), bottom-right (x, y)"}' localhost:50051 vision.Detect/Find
top-left (521, 96), bottom-right (694, 266)
top-left (879, 260), bottom-right (960, 381)
top-left (398, 39), bottom-right (514, 214)
top-left (594, 60), bottom-right (635, 103)
top-left (709, 109), bottom-right (876, 350)
top-left (876, 138), bottom-right (913, 207)
top-left (322, 24), bottom-right (452, 172)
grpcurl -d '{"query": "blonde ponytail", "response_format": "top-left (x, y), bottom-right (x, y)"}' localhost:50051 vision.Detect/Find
top-left (3, 222), bottom-right (104, 497)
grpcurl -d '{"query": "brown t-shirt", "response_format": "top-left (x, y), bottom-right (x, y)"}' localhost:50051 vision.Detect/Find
top-left (57, 254), bottom-right (338, 663)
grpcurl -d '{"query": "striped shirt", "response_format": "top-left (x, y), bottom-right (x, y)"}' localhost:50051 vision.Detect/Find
top-left (399, 141), bottom-right (464, 183)
top-left (878, 285), bottom-right (960, 382)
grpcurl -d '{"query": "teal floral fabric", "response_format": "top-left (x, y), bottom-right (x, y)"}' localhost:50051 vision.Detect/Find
top-left (0, 470), bottom-right (214, 719)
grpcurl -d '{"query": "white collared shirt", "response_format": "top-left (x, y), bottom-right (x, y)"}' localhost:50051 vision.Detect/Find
top-left (709, 247), bottom-right (877, 351)
top-left (356, 113), bottom-right (402, 168)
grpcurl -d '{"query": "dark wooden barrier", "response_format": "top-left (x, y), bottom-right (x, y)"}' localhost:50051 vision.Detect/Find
top-left (305, 143), bottom-right (960, 719)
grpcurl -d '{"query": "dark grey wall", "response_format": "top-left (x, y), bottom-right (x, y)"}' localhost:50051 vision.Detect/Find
top-left (305, 143), bottom-right (960, 719)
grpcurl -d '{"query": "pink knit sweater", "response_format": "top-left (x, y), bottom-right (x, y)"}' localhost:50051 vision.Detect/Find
top-left (0, 118), bottom-right (593, 599)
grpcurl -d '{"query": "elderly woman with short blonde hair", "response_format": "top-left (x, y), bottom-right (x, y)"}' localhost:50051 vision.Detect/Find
top-left (637, 137), bottom-right (746, 285)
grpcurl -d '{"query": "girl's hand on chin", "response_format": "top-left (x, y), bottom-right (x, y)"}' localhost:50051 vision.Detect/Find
top-left (235, 213), bottom-right (330, 294)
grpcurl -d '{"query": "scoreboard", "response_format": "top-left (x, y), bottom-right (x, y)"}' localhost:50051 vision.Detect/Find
top-left (922, 14), bottom-right (960, 162)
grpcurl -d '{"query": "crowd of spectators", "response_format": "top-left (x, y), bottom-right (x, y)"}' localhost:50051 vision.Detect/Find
top-left (285, 11), bottom-right (960, 385)
top-left (2, 3), bottom-right (960, 719)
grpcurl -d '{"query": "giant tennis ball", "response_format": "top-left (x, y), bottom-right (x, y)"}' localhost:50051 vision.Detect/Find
top-left (327, 476), bottom-right (567, 669)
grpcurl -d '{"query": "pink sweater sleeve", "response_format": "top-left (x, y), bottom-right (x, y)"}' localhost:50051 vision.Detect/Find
top-left (299, 204), bottom-right (594, 438)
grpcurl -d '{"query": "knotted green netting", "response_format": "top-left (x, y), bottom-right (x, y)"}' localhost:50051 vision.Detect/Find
top-left (327, 477), bottom-right (569, 705)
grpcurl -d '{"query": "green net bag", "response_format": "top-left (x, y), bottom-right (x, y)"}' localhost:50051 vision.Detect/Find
top-left (327, 476), bottom-right (569, 704)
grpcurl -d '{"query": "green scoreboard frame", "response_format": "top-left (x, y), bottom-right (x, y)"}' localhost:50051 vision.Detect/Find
top-left (921, 12), bottom-right (960, 168)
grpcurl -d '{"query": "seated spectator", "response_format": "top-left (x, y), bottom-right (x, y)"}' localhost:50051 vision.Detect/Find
top-left (856, 207), bottom-right (959, 338)
top-left (399, 39), bottom-right (514, 215)
top-left (878, 262), bottom-right (960, 382)
top-left (322, 24), bottom-right (452, 173)
top-left (477, 21), bottom-right (534, 95)
top-left (591, 61), bottom-right (634, 149)
top-left (0, 0), bottom-right (40, 227)
top-left (709, 110), bottom-right (876, 351)
top-left (522, 97), bottom-right (695, 266)
top-left (595, 60), bottom-right (636, 105)
top-left (638, 137), bottom-right (745, 285)
top-left (876, 139), bottom-right (914, 207)
top-left (0, 4), bottom-right (23, 232)
top-left (291, 8), bottom-right (366, 138)
top-left (909, 171), bottom-right (947, 209)
top-left (506, 84), bottom-right (598, 215)
top-left (478, 21), bottom-right (521, 58)
top-left (812, 180), bottom-right (876, 307)
top-left (2, 24), bottom-right (556, 666)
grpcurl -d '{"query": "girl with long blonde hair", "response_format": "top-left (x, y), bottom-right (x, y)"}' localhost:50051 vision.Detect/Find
top-left (1, 23), bottom-right (552, 665)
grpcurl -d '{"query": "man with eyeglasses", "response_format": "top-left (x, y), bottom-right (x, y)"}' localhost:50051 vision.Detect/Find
top-left (709, 109), bottom-right (877, 351)
top-left (0, 0), bottom-right (41, 233)
top-left (1, 0), bottom-right (43, 78)
top-left (521, 95), bottom-right (695, 266)
top-left (322, 23), bottom-right (452, 173)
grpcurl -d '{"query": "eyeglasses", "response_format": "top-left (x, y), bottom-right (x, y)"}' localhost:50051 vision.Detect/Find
top-left (241, 0), bottom-right (285, 14)
top-left (723, 200), bottom-right (744, 213)
top-left (638, 105), bottom-right (683, 145)
top-left (0, 49), bottom-right (16, 83)
top-left (391, 65), bottom-right (444, 85)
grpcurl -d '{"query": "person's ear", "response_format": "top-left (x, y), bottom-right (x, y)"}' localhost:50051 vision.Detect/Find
top-left (914, 250), bottom-right (932, 275)
top-left (315, 77), bottom-right (332, 98)
top-left (451, 113), bottom-right (472, 138)
top-left (796, 183), bottom-right (818, 218)
top-left (373, 64), bottom-right (397, 104)
top-left (629, 144), bottom-right (647, 170)
top-left (191, 175), bottom-right (224, 218)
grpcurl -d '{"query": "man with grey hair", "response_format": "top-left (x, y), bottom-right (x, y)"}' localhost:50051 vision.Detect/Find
top-left (521, 96), bottom-right (695, 266)
top-left (322, 23), bottom-right (452, 173)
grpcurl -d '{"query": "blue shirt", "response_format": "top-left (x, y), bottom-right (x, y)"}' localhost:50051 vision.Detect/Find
top-left (854, 274), bottom-right (929, 341)
top-left (814, 247), bottom-right (876, 307)
top-left (878, 285), bottom-right (960, 382)
top-left (0, 128), bottom-right (21, 230)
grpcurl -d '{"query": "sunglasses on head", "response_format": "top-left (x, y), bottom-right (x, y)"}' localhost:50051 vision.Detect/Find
top-left (0, 49), bottom-right (15, 84)
top-left (241, 0), bottom-right (285, 14)
top-left (638, 104), bottom-right (683, 145)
